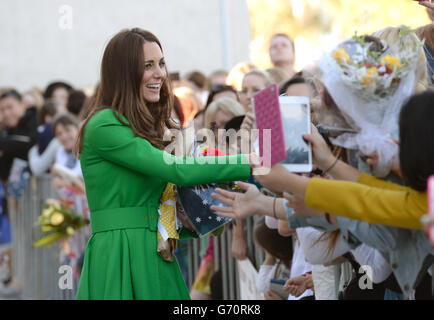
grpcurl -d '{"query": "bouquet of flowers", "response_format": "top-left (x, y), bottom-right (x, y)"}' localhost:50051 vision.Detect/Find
top-left (317, 26), bottom-right (422, 176)
top-left (33, 198), bottom-right (89, 248)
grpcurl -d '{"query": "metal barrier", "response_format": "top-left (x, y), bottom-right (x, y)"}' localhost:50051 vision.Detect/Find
top-left (9, 175), bottom-right (264, 300)
top-left (9, 175), bottom-right (78, 300)
top-left (214, 215), bottom-right (265, 300)
top-left (185, 215), bottom-right (265, 300)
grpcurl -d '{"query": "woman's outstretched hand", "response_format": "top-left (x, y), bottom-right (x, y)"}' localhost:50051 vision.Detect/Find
top-left (210, 181), bottom-right (263, 219)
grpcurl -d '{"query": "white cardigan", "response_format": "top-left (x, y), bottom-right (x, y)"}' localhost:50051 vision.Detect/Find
top-left (28, 138), bottom-right (61, 176)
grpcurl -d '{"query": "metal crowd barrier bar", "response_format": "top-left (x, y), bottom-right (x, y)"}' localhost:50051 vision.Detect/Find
top-left (9, 175), bottom-right (78, 300)
top-left (213, 216), bottom-right (265, 300)
top-left (184, 215), bottom-right (265, 300)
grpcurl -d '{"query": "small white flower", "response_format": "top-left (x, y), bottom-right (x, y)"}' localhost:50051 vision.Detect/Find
top-left (216, 217), bottom-right (222, 222)
top-left (202, 199), bottom-right (208, 205)
top-left (195, 217), bottom-right (201, 223)
top-left (208, 216), bottom-right (212, 220)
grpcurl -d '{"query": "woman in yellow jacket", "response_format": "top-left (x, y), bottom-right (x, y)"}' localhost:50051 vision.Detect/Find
top-left (209, 91), bottom-right (433, 231)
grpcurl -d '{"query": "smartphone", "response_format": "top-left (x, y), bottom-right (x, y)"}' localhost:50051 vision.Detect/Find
top-left (279, 96), bottom-right (313, 173)
top-left (269, 279), bottom-right (289, 300)
top-left (427, 175), bottom-right (434, 244)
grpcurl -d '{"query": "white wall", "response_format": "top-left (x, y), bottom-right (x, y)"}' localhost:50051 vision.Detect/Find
top-left (0, 0), bottom-right (251, 91)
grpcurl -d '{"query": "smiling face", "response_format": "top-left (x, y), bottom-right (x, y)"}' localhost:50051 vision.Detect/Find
top-left (141, 41), bottom-right (167, 103)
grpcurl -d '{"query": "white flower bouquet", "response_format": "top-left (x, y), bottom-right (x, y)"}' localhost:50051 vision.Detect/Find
top-left (317, 27), bottom-right (422, 176)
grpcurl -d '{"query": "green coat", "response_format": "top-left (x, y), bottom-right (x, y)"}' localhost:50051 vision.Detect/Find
top-left (76, 109), bottom-right (250, 300)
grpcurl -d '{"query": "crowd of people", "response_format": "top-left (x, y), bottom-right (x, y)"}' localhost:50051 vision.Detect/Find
top-left (0, 1), bottom-right (433, 300)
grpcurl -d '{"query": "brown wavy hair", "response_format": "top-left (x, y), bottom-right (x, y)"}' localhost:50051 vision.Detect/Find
top-left (253, 217), bottom-right (293, 269)
top-left (73, 28), bottom-right (178, 158)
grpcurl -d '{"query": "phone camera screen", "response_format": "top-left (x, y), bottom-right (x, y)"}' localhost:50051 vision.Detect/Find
top-left (280, 103), bottom-right (310, 165)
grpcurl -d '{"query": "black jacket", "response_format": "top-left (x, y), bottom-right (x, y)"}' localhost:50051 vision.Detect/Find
top-left (0, 107), bottom-right (38, 181)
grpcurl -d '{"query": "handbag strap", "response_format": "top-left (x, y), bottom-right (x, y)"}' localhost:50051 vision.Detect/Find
top-left (342, 252), bottom-right (361, 276)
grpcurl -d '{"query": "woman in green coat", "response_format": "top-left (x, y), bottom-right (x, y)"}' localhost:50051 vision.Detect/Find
top-left (73, 28), bottom-right (252, 300)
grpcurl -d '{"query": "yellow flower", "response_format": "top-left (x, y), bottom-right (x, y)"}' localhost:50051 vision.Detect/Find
top-left (362, 67), bottom-right (378, 86)
top-left (333, 48), bottom-right (350, 63)
top-left (45, 198), bottom-right (58, 207)
top-left (66, 227), bottom-right (75, 236)
top-left (50, 213), bottom-right (64, 226)
top-left (42, 207), bottom-right (54, 218)
top-left (381, 54), bottom-right (402, 70)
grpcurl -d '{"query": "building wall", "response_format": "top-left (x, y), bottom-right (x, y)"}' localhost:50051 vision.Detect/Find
top-left (0, 0), bottom-right (251, 91)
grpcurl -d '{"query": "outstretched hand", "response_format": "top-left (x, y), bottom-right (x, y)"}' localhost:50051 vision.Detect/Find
top-left (210, 181), bottom-right (263, 220)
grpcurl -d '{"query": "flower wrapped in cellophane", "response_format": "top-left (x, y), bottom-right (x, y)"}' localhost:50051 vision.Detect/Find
top-left (317, 26), bottom-right (422, 176)
top-left (33, 198), bottom-right (89, 248)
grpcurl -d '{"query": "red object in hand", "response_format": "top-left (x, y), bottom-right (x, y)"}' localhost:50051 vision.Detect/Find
top-left (203, 147), bottom-right (226, 157)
